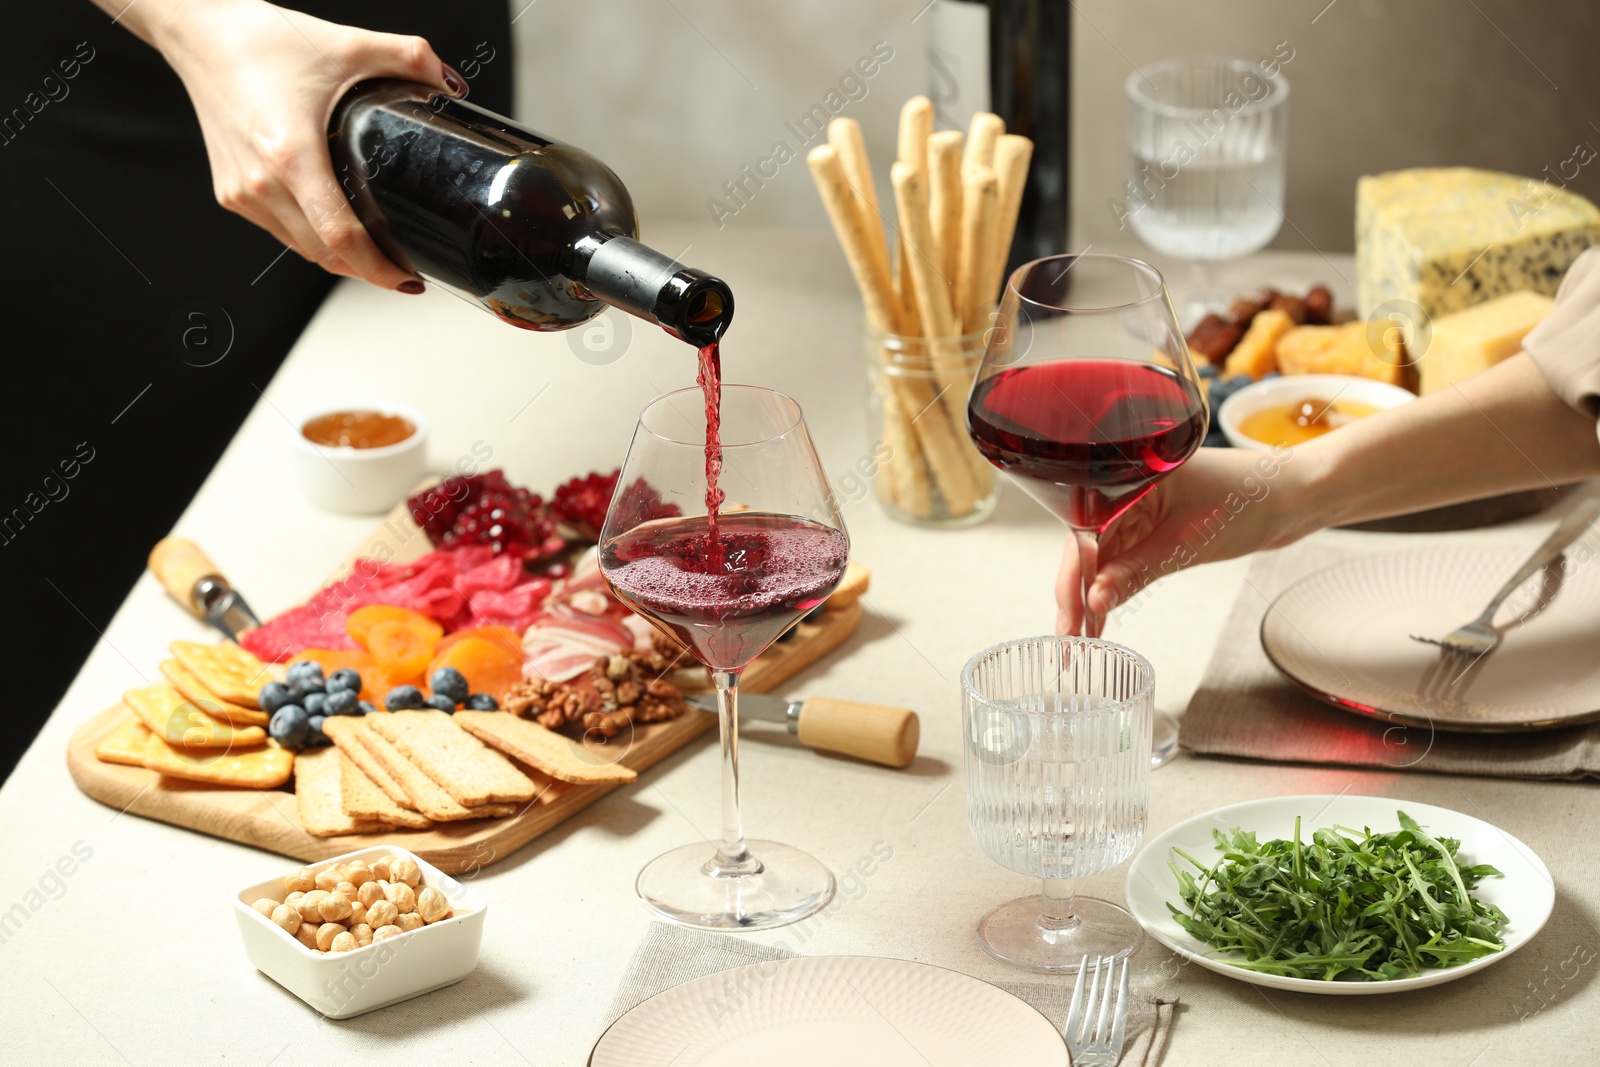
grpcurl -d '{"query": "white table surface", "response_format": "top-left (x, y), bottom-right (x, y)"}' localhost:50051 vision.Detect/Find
top-left (3, 227), bottom-right (1596, 1065)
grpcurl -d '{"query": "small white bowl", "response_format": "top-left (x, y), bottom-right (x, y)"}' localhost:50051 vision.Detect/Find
top-left (292, 401), bottom-right (428, 514)
top-left (1218, 374), bottom-right (1415, 452)
top-left (233, 846), bottom-right (485, 1019)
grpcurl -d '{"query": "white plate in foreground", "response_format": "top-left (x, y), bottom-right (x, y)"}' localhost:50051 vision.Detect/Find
top-left (1124, 794), bottom-right (1553, 995)
top-left (589, 955), bottom-right (1066, 1066)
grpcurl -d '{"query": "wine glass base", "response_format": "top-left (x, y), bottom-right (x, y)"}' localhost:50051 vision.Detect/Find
top-left (977, 895), bottom-right (1145, 972)
top-left (636, 840), bottom-right (835, 931)
top-left (1152, 711), bottom-right (1180, 769)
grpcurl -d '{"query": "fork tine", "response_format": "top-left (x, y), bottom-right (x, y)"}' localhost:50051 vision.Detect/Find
top-left (1063, 955), bottom-right (1088, 1042)
top-left (1408, 634), bottom-right (1444, 647)
top-left (1108, 958), bottom-right (1132, 1054)
top-left (1080, 956), bottom-right (1103, 1043)
top-left (1094, 956), bottom-right (1116, 1045)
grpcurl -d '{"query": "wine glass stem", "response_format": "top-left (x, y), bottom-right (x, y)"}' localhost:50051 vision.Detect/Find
top-left (1074, 528), bottom-right (1104, 639)
top-left (709, 670), bottom-right (759, 876)
top-left (1039, 877), bottom-right (1080, 936)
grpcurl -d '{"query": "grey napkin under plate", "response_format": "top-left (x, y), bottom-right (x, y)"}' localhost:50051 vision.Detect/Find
top-left (605, 922), bottom-right (1177, 1066)
top-left (1179, 542), bottom-right (1600, 780)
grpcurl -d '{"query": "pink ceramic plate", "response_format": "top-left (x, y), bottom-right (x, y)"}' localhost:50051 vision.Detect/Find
top-left (1261, 546), bottom-right (1600, 732)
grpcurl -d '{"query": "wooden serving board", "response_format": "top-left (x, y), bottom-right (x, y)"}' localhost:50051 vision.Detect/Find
top-left (66, 496), bottom-right (863, 873)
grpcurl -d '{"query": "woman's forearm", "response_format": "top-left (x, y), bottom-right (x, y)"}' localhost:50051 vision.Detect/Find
top-left (1291, 351), bottom-right (1600, 531)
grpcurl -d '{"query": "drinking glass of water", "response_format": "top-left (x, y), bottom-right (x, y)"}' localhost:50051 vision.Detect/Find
top-left (1124, 56), bottom-right (1290, 323)
top-left (963, 635), bottom-right (1153, 971)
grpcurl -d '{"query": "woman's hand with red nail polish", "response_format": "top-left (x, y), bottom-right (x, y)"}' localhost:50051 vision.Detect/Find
top-left (106, 0), bottom-right (452, 292)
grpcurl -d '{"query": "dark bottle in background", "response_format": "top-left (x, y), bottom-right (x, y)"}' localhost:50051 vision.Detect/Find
top-left (929, 0), bottom-right (1071, 279)
top-left (329, 80), bottom-right (733, 347)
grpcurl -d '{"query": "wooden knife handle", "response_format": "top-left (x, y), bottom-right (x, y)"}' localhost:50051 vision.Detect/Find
top-left (148, 537), bottom-right (222, 616)
top-left (795, 697), bottom-right (919, 768)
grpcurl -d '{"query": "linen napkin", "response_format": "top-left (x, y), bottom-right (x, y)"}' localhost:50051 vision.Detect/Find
top-left (1179, 542), bottom-right (1600, 779)
top-left (606, 922), bottom-right (1178, 1066)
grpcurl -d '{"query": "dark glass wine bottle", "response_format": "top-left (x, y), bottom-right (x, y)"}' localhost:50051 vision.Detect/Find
top-left (328, 80), bottom-right (733, 346)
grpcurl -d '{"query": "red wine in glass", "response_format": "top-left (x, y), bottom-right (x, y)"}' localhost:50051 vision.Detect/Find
top-left (602, 512), bottom-right (848, 672)
top-left (697, 341), bottom-right (726, 552)
top-left (967, 358), bottom-right (1206, 532)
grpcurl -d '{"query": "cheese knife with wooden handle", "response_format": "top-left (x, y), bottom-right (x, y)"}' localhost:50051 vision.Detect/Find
top-left (148, 537), bottom-right (262, 643)
top-left (688, 692), bottom-right (919, 768)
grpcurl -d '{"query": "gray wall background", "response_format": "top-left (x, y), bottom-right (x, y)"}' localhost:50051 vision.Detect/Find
top-left (507, 0), bottom-right (1598, 254)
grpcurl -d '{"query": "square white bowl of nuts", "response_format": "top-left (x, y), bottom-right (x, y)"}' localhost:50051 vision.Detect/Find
top-left (233, 846), bottom-right (486, 1018)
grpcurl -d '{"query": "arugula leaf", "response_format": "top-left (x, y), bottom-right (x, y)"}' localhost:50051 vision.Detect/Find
top-left (1168, 810), bottom-right (1507, 981)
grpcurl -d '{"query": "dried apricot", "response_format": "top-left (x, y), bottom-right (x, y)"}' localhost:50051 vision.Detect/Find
top-left (347, 605), bottom-right (443, 651)
top-left (428, 637), bottom-right (524, 702)
top-left (433, 625), bottom-right (523, 661)
top-left (366, 618), bottom-right (440, 680)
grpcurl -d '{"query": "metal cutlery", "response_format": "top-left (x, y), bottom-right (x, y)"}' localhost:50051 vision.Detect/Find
top-left (1063, 955), bottom-right (1130, 1067)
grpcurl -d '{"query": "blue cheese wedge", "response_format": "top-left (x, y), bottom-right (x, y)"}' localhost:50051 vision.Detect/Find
top-left (1356, 168), bottom-right (1600, 319)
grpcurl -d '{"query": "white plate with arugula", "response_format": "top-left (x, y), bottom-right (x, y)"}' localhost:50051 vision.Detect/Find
top-left (1124, 795), bottom-right (1553, 994)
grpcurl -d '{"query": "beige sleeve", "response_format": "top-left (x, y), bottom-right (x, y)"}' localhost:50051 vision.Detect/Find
top-left (1523, 246), bottom-right (1600, 431)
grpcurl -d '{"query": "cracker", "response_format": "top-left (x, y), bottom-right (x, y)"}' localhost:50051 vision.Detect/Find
top-left (338, 751), bottom-right (431, 829)
top-left (140, 732), bottom-right (293, 788)
top-left (159, 659), bottom-right (270, 727)
top-left (94, 714), bottom-right (153, 767)
top-left (294, 748), bottom-right (390, 837)
top-left (322, 716), bottom-right (415, 809)
top-left (350, 719), bottom-right (519, 822)
top-left (169, 640), bottom-right (268, 707)
top-left (368, 710), bottom-right (538, 805)
top-left (455, 710), bottom-right (637, 784)
top-left (124, 684), bottom-right (266, 749)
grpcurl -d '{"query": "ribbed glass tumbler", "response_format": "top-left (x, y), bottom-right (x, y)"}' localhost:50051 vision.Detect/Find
top-left (962, 636), bottom-right (1154, 971)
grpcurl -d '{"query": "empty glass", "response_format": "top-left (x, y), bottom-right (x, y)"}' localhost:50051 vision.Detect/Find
top-left (1124, 56), bottom-right (1290, 322)
top-left (963, 636), bottom-right (1153, 971)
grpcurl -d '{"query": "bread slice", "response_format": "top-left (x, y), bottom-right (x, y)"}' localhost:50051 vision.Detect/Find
top-left (456, 710), bottom-right (637, 784)
top-left (346, 717), bottom-right (519, 822)
top-left (338, 751), bottom-right (431, 829)
top-left (368, 710), bottom-right (538, 805)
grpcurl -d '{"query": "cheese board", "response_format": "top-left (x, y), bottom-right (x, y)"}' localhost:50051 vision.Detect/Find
top-left (66, 488), bottom-right (865, 874)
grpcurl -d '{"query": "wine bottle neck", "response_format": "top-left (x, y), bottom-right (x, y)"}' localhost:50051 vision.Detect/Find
top-left (580, 236), bottom-right (734, 347)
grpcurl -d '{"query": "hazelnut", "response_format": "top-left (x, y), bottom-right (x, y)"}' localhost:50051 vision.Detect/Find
top-left (343, 861), bottom-right (373, 887)
top-left (318, 892), bottom-right (353, 923)
top-left (415, 886), bottom-right (450, 924)
top-left (351, 923), bottom-right (374, 947)
top-left (285, 891), bottom-right (305, 906)
top-left (315, 922), bottom-right (347, 951)
top-left (348, 901), bottom-right (367, 928)
top-left (395, 913), bottom-right (424, 933)
top-left (283, 867), bottom-right (316, 895)
top-left (330, 931), bottom-right (358, 953)
top-left (314, 866), bottom-right (344, 891)
top-left (294, 923), bottom-right (319, 950)
top-left (370, 858), bottom-right (392, 882)
top-left (271, 904), bottom-right (302, 935)
top-left (372, 924), bottom-right (403, 942)
top-left (250, 898), bottom-right (279, 918)
top-left (357, 882), bottom-right (383, 909)
top-left (296, 890), bottom-right (330, 923)
top-left (391, 858), bottom-right (422, 888)
top-left (334, 881), bottom-right (357, 899)
top-left (385, 882), bottom-right (417, 914)
top-left (365, 900), bottom-right (398, 929)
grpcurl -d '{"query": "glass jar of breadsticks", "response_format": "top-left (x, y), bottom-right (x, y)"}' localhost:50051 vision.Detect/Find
top-left (863, 326), bottom-right (998, 526)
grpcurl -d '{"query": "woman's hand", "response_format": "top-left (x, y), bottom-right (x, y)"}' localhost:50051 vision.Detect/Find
top-left (118, 0), bottom-right (462, 290)
top-left (1054, 445), bottom-right (1312, 635)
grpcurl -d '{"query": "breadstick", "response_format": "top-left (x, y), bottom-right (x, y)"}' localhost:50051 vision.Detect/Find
top-left (807, 145), bottom-right (900, 334)
top-left (957, 164), bottom-right (1000, 334)
top-left (982, 134), bottom-right (1034, 317)
top-left (827, 118), bottom-right (885, 257)
top-left (893, 98), bottom-right (934, 336)
top-left (928, 130), bottom-right (964, 305)
top-left (963, 112), bottom-right (1004, 169)
top-left (880, 389), bottom-right (932, 517)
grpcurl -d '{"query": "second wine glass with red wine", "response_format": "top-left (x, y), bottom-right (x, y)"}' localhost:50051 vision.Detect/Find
top-left (600, 385), bottom-right (849, 929)
top-left (966, 254), bottom-right (1206, 768)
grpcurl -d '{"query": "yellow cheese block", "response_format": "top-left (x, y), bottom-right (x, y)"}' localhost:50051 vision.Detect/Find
top-left (1416, 290), bottom-right (1554, 394)
top-left (1275, 321), bottom-right (1405, 386)
top-left (1223, 309), bottom-right (1295, 380)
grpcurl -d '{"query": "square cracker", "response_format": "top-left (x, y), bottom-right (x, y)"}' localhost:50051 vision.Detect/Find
top-left (159, 659), bottom-right (270, 727)
top-left (124, 684), bottom-right (265, 750)
top-left (141, 732), bottom-right (293, 789)
top-left (95, 714), bottom-right (153, 767)
top-left (169, 640), bottom-right (268, 707)
top-left (348, 718), bottom-right (519, 822)
top-left (322, 716), bottom-right (415, 809)
top-left (455, 711), bottom-right (637, 784)
top-left (294, 748), bottom-right (389, 837)
top-left (368, 710), bottom-right (538, 806)
top-left (338, 752), bottom-right (431, 829)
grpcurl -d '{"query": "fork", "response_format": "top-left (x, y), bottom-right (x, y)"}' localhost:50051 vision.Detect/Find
top-left (1409, 496), bottom-right (1600, 658)
top-left (1063, 955), bottom-right (1130, 1067)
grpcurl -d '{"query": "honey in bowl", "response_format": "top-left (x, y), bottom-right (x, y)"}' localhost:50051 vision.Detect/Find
top-left (302, 410), bottom-right (415, 450)
top-left (1237, 397), bottom-right (1379, 448)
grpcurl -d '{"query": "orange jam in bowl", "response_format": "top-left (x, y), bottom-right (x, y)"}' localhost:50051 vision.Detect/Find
top-left (301, 410), bottom-right (416, 450)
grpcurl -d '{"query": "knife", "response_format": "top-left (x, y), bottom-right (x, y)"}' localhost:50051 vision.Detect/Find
top-left (148, 537), bottom-right (263, 643)
top-left (687, 692), bottom-right (919, 768)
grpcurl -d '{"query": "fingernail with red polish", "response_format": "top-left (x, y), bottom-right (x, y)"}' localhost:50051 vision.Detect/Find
top-left (441, 64), bottom-right (466, 96)
top-left (399, 280), bottom-right (425, 295)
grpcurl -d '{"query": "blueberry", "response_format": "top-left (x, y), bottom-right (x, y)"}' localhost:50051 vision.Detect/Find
top-left (776, 624), bottom-right (798, 643)
top-left (386, 685), bottom-right (426, 711)
top-left (425, 694), bottom-right (458, 713)
top-left (259, 681), bottom-right (294, 714)
top-left (268, 704), bottom-right (310, 749)
top-left (463, 693), bottom-right (499, 711)
top-left (324, 689), bottom-right (360, 715)
top-left (326, 668), bottom-right (362, 695)
top-left (303, 691), bottom-right (329, 718)
top-left (1197, 362), bottom-right (1220, 380)
top-left (357, 701), bottom-right (378, 716)
top-left (1202, 426), bottom-right (1231, 449)
top-left (429, 667), bottom-right (469, 706)
top-left (287, 660), bottom-right (326, 697)
top-left (802, 605), bottom-right (825, 624)
top-left (307, 714), bottom-right (329, 746)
